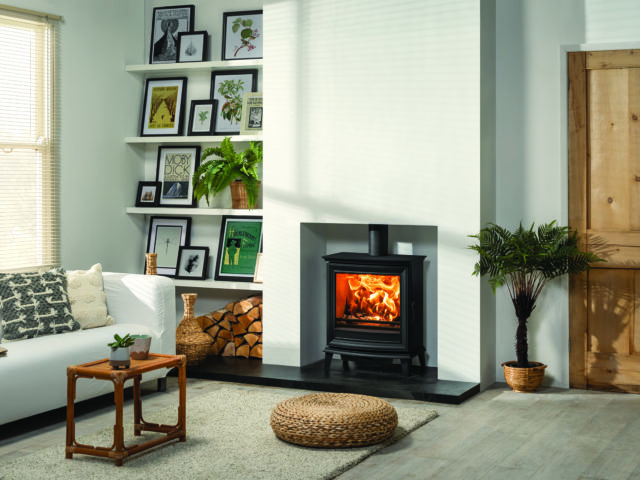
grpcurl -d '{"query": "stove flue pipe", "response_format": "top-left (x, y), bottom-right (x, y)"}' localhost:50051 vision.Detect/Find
top-left (368, 224), bottom-right (388, 256)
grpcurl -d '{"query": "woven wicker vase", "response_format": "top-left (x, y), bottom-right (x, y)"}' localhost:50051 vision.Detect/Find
top-left (176, 293), bottom-right (210, 366)
top-left (502, 361), bottom-right (547, 393)
top-left (230, 180), bottom-right (260, 209)
top-left (145, 253), bottom-right (157, 275)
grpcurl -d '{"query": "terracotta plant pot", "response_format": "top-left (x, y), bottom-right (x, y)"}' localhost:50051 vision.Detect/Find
top-left (130, 334), bottom-right (152, 360)
top-left (501, 361), bottom-right (547, 393)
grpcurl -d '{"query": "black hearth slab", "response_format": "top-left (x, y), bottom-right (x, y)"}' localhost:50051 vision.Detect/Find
top-left (183, 357), bottom-right (480, 405)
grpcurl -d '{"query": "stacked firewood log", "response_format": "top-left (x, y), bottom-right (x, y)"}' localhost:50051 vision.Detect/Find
top-left (196, 295), bottom-right (263, 358)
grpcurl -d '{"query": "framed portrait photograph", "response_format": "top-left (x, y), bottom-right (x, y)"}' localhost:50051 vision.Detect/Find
top-left (155, 146), bottom-right (200, 207)
top-left (210, 70), bottom-right (258, 135)
top-left (175, 246), bottom-right (210, 280)
top-left (146, 216), bottom-right (192, 277)
top-left (240, 92), bottom-right (263, 135)
top-left (140, 77), bottom-right (188, 137)
top-left (177, 31), bottom-right (208, 62)
top-left (222, 10), bottom-right (263, 60)
top-left (188, 99), bottom-right (216, 135)
top-left (215, 215), bottom-right (263, 282)
top-left (135, 181), bottom-right (161, 207)
top-left (149, 5), bottom-right (195, 64)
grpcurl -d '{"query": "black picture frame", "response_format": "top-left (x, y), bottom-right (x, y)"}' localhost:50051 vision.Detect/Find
top-left (214, 215), bottom-right (263, 282)
top-left (175, 246), bottom-right (210, 280)
top-left (210, 70), bottom-right (258, 136)
top-left (145, 216), bottom-right (192, 277)
top-left (221, 10), bottom-right (263, 61)
top-left (135, 181), bottom-right (161, 207)
top-left (140, 77), bottom-right (188, 137)
top-left (187, 99), bottom-right (217, 136)
top-left (177, 31), bottom-right (208, 62)
top-left (149, 5), bottom-right (195, 64)
top-left (155, 146), bottom-right (200, 207)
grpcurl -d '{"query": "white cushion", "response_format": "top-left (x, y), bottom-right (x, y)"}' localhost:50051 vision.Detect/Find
top-left (66, 264), bottom-right (115, 329)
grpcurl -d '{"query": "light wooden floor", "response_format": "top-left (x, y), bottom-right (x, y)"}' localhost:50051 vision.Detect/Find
top-left (1, 378), bottom-right (639, 479)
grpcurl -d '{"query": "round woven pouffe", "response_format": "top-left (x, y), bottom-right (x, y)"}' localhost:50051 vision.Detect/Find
top-left (270, 392), bottom-right (398, 448)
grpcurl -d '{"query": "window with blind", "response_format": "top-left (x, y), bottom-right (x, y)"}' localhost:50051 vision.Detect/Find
top-left (0, 9), bottom-right (58, 272)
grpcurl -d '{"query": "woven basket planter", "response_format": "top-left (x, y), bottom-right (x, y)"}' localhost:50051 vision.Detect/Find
top-left (176, 293), bottom-right (210, 366)
top-left (270, 393), bottom-right (398, 448)
top-left (502, 361), bottom-right (547, 393)
top-left (230, 180), bottom-right (260, 209)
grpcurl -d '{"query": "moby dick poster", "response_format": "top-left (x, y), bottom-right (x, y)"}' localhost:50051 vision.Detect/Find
top-left (156, 146), bottom-right (200, 207)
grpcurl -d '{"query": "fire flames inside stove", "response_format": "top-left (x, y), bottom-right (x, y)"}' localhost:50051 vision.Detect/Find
top-left (335, 273), bottom-right (401, 329)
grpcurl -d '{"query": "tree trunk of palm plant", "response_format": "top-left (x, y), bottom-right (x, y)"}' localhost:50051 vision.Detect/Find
top-left (512, 290), bottom-right (536, 368)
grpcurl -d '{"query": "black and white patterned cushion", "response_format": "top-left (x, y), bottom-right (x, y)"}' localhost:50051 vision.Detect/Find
top-left (0, 268), bottom-right (80, 341)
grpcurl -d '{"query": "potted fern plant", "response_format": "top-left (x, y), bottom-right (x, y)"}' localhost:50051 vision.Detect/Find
top-left (469, 221), bottom-right (604, 392)
top-left (192, 137), bottom-right (263, 209)
top-left (108, 333), bottom-right (136, 369)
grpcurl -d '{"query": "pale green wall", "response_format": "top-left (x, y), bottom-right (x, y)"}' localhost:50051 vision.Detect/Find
top-left (7, 0), bottom-right (145, 273)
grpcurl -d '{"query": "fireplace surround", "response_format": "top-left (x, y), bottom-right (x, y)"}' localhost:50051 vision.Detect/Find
top-left (322, 225), bottom-right (427, 376)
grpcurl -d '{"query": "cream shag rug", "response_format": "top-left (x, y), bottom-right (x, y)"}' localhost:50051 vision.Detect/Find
top-left (2, 385), bottom-right (437, 480)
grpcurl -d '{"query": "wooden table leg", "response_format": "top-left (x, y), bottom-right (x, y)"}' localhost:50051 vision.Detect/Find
top-left (133, 375), bottom-right (142, 436)
top-left (112, 372), bottom-right (126, 467)
top-left (65, 367), bottom-right (77, 460)
top-left (178, 355), bottom-right (187, 442)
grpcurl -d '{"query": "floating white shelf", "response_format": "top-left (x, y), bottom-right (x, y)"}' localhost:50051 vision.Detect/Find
top-left (173, 279), bottom-right (262, 291)
top-left (125, 59), bottom-right (263, 75)
top-left (126, 207), bottom-right (262, 216)
top-left (125, 135), bottom-right (262, 144)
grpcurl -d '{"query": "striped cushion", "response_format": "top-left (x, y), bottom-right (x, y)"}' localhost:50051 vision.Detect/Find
top-left (0, 268), bottom-right (80, 342)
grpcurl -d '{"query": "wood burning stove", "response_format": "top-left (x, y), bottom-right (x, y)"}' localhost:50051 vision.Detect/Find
top-left (323, 225), bottom-right (426, 376)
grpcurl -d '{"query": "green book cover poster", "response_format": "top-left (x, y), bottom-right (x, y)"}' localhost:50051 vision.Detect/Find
top-left (219, 219), bottom-right (262, 277)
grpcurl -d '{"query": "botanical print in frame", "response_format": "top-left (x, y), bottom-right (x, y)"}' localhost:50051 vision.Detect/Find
top-left (222, 10), bottom-right (263, 60)
top-left (215, 215), bottom-right (263, 282)
top-left (210, 70), bottom-right (258, 135)
top-left (150, 5), bottom-right (195, 64)
top-left (140, 77), bottom-right (187, 136)
top-left (135, 181), bottom-right (161, 207)
top-left (240, 92), bottom-right (263, 135)
top-left (188, 99), bottom-right (216, 135)
top-left (155, 146), bottom-right (200, 207)
top-left (146, 216), bottom-right (192, 277)
top-left (177, 31), bottom-right (208, 62)
top-left (175, 246), bottom-right (210, 280)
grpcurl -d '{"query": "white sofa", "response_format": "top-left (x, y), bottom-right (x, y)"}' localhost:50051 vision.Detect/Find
top-left (0, 272), bottom-right (176, 426)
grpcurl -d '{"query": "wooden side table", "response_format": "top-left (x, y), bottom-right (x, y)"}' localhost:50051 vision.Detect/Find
top-left (65, 353), bottom-right (186, 466)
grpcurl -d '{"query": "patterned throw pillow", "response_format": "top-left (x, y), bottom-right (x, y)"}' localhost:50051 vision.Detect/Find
top-left (0, 268), bottom-right (80, 342)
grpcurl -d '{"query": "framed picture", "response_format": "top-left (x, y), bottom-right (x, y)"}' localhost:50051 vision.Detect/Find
top-left (177, 31), bottom-right (208, 62)
top-left (222, 10), bottom-right (263, 60)
top-left (146, 216), bottom-right (192, 277)
top-left (140, 77), bottom-right (188, 137)
top-left (149, 5), bottom-right (195, 64)
top-left (253, 252), bottom-right (263, 283)
top-left (188, 99), bottom-right (216, 135)
top-left (155, 146), bottom-right (200, 207)
top-left (240, 92), bottom-right (263, 135)
top-left (210, 70), bottom-right (258, 135)
top-left (175, 246), bottom-right (210, 280)
top-left (135, 181), bottom-right (161, 207)
top-left (215, 215), bottom-right (263, 282)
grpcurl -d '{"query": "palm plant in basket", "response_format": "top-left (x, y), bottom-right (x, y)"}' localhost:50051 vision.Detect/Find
top-left (468, 221), bottom-right (604, 392)
top-left (192, 137), bottom-right (263, 209)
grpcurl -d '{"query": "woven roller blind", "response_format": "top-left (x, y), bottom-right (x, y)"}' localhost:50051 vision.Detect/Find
top-left (0, 9), bottom-right (58, 272)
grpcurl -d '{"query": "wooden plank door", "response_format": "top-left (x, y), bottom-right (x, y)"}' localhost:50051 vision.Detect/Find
top-left (569, 50), bottom-right (640, 392)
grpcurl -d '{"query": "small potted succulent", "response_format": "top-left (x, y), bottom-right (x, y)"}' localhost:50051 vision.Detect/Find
top-left (108, 333), bottom-right (135, 369)
top-left (469, 221), bottom-right (604, 392)
top-left (192, 137), bottom-right (263, 209)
